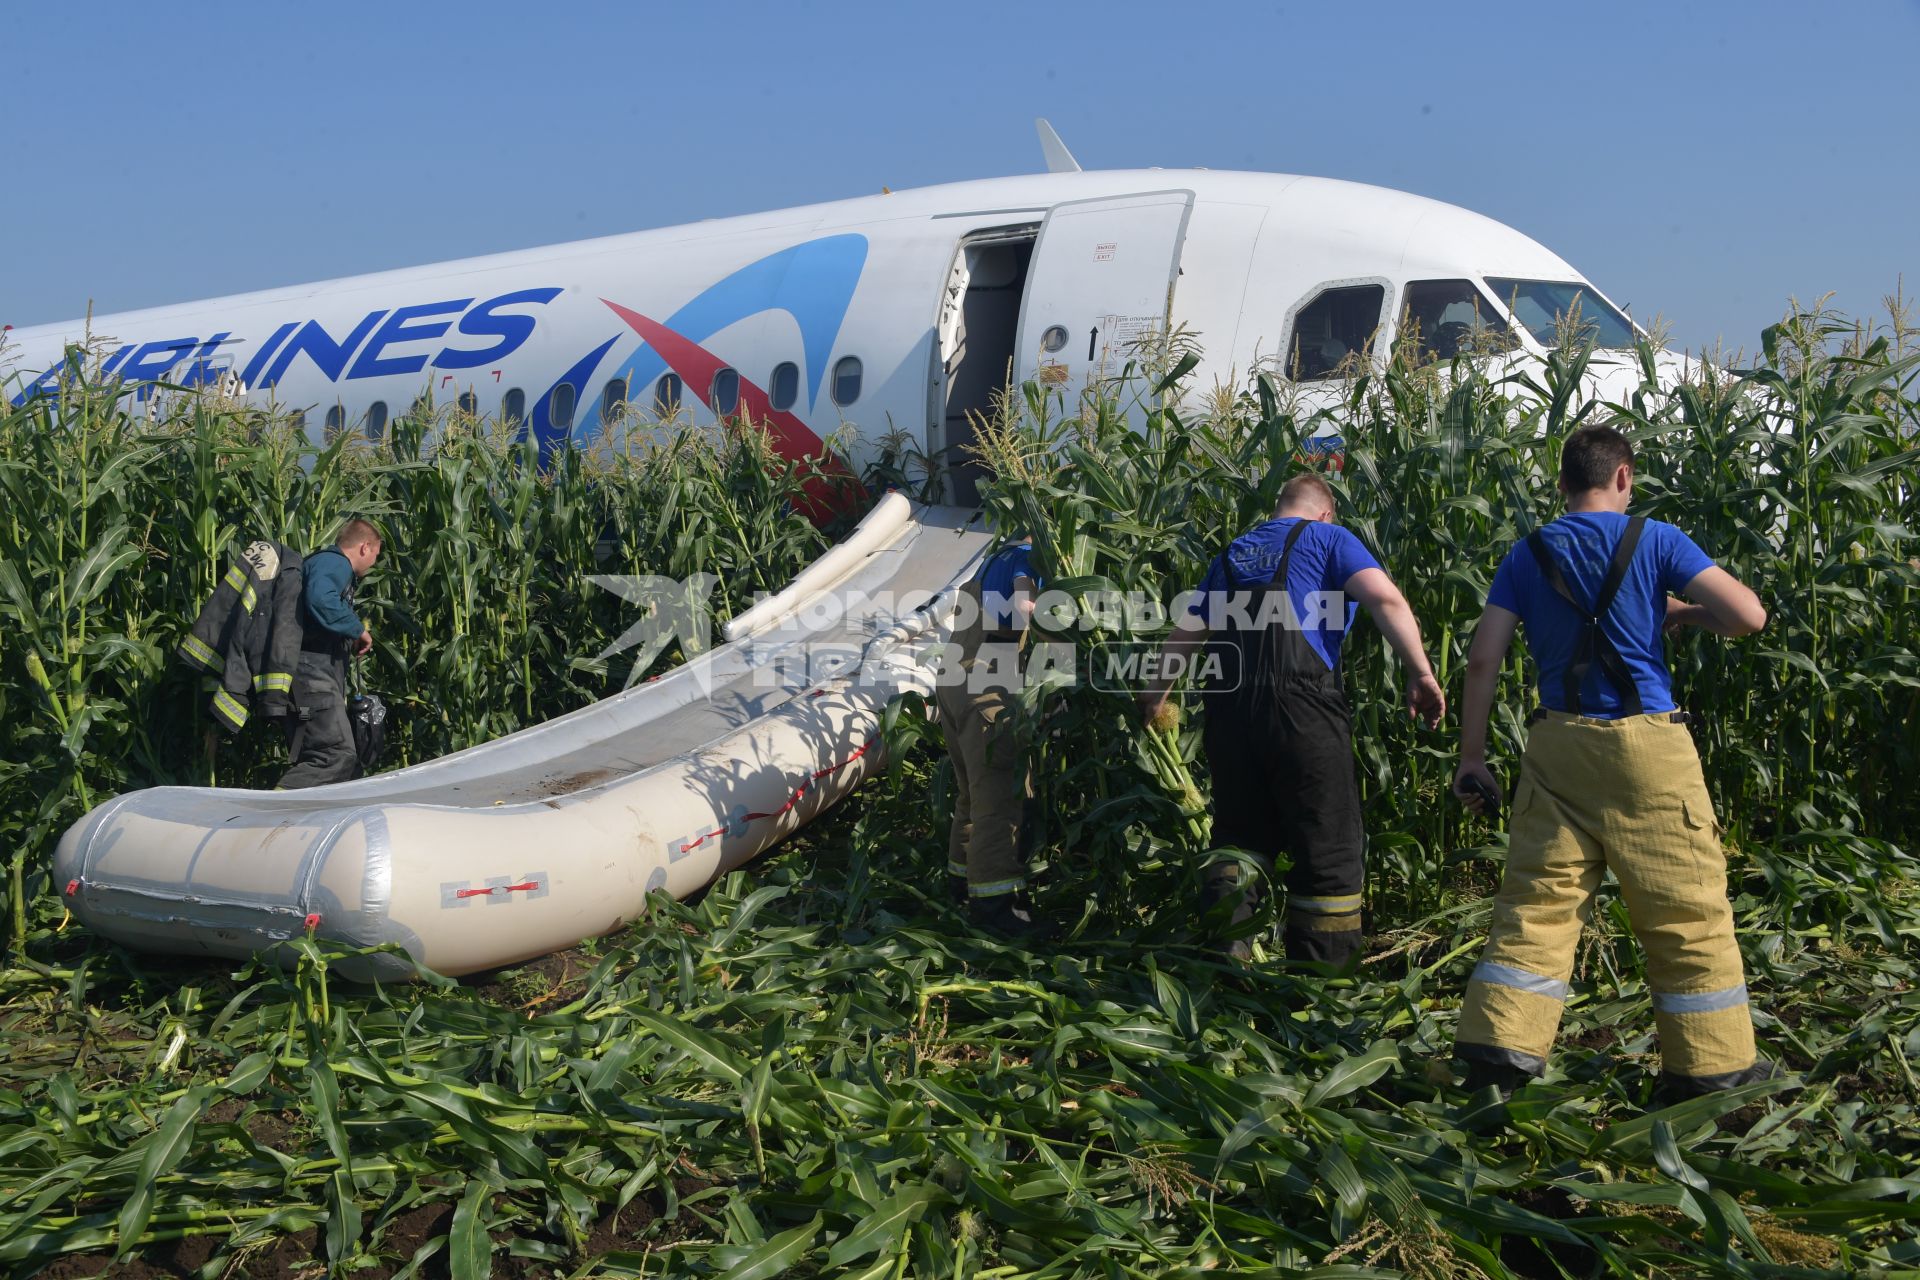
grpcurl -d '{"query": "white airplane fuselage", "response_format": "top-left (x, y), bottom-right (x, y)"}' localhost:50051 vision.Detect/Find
top-left (2, 169), bottom-right (1649, 500)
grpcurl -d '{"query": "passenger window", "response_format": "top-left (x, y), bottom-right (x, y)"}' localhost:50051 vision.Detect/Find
top-left (602, 377), bottom-right (628, 422)
top-left (323, 404), bottom-right (346, 440)
top-left (365, 400), bottom-right (388, 441)
top-left (769, 361), bottom-right (799, 411)
top-left (710, 367), bottom-right (740, 416)
top-left (653, 373), bottom-right (682, 416)
top-left (831, 355), bottom-right (862, 407)
top-left (1286, 284), bottom-right (1386, 381)
top-left (502, 387), bottom-right (526, 424)
top-left (1400, 279), bottom-right (1516, 364)
top-left (457, 390), bottom-right (478, 416)
top-left (551, 382), bottom-right (576, 430)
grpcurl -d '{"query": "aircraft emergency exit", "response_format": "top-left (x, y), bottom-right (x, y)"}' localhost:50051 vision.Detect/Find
top-left (3, 121), bottom-right (1655, 501)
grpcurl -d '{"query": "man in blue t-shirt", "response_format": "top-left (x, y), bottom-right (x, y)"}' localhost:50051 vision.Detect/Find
top-left (1452, 424), bottom-right (1776, 1102)
top-left (279, 518), bottom-right (381, 789)
top-left (1142, 472), bottom-right (1446, 967)
top-left (936, 537), bottom-right (1051, 940)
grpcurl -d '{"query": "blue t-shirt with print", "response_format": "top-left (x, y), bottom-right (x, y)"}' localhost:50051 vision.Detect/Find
top-left (1487, 511), bottom-right (1713, 717)
top-left (1187, 518), bottom-right (1382, 671)
top-left (976, 542), bottom-right (1041, 631)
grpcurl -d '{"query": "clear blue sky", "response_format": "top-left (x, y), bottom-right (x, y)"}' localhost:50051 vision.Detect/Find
top-left (6, 1), bottom-right (1915, 356)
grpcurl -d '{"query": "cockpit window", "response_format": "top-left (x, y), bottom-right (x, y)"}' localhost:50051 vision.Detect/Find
top-left (1399, 279), bottom-right (1517, 364)
top-left (1287, 284), bottom-right (1386, 381)
top-left (1485, 279), bottom-right (1638, 350)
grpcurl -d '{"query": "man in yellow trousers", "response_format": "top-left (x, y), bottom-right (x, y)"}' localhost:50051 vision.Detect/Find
top-left (1453, 424), bottom-right (1777, 1101)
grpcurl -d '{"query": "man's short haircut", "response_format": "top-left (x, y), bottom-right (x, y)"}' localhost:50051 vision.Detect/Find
top-left (1559, 425), bottom-right (1635, 492)
top-left (1276, 471), bottom-right (1335, 514)
top-left (336, 517), bottom-right (382, 548)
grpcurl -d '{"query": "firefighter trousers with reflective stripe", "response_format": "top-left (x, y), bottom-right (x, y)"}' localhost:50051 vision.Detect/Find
top-left (1204, 673), bottom-right (1366, 966)
top-left (1455, 712), bottom-right (1757, 1086)
top-left (936, 655), bottom-right (1032, 899)
top-left (278, 651), bottom-right (356, 790)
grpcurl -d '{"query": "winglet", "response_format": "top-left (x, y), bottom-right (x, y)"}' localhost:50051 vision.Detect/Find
top-left (1035, 118), bottom-right (1081, 174)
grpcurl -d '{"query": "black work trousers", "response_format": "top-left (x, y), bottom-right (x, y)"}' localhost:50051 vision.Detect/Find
top-left (279, 650), bottom-right (356, 789)
top-left (1203, 670), bottom-right (1367, 966)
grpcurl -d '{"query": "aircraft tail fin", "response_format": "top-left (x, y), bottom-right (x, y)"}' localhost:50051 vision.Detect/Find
top-left (1035, 118), bottom-right (1082, 174)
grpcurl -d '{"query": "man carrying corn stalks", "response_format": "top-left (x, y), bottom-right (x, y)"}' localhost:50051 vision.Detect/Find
top-left (1452, 424), bottom-right (1777, 1101)
top-left (1143, 472), bottom-right (1447, 966)
top-left (278, 518), bottom-right (381, 790)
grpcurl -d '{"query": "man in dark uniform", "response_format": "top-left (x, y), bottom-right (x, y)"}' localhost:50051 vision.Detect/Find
top-left (1452, 424), bottom-right (1775, 1099)
top-left (279, 518), bottom-right (381, 789)
top-left (1142, 472), bottom-right (1445, 965)
top-left (937, 536), bottom-right (1050, 939)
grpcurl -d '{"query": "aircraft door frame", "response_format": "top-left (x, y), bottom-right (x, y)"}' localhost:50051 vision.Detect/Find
top-left (1012, 189), bottom-right (1196, 411)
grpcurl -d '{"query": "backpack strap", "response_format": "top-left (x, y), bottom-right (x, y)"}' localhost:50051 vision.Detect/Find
top-left (1525, 516), bottom-right (1647, 716)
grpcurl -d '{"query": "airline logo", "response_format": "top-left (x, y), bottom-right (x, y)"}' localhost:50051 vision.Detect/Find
top-left (8, 289), bottom-right (562, 407)
top-left (526, 233), bottom-right (869, 459)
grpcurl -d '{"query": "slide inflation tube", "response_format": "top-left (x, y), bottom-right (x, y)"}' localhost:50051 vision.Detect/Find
top-left (723, 491), bottom-right (914, 642)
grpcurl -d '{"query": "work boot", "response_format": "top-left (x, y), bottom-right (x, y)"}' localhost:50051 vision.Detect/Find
top-left (1461, 1057), bottom-right (1539, 1099)
top-left (968, 894), bottom-right (1055, 943)
top-left (1450, 1056), bottom-right (1539, 1135)
top-left (1651, 1057), bottom-right (1784, 1108)
top-left (1199, 873), bottom-right (1256, 962)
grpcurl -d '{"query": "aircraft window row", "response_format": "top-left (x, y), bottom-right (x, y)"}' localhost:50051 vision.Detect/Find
top-left (1288, 284), bottom-right (1386, 382)
top-left (322, 354), bottom-right (869, 443)
top-left (589, 358), bottom-right (863, 424)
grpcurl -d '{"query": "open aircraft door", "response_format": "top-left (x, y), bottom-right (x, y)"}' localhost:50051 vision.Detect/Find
top-left (1013, 189), bottom-right (1195, 408)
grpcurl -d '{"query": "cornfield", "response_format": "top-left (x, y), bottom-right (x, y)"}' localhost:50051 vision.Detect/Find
top-left (0, 296), bottom-right (1916, 1278)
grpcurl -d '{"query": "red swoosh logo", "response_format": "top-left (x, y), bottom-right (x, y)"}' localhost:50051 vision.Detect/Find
top-left (600, 299), bottom-right (859, 520)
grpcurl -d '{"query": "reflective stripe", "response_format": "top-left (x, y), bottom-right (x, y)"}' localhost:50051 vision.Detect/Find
top-left (211, 688), bottom-right (250, 729)
top-left (947, 862), bottom-right (968, 878)
top-left (178, 634), bottom-right (224, 672)
top-left (1472, 960), bottom-right (1569, 1000)
top-left (1288, 909), bottom-right (1362, 933)
top-left (1290, 893), bottom-right (1364, 913)
top-left (253, 672), bottom-right (293, 693)
top-left (224, 565), bottom-right (247, 592)
top-left (968, 877), bottom-right (1024, 899)
top-left (240, 583), bottom-right (258, 613)
top-left (1652, 984), bottom-right (1749, 1014)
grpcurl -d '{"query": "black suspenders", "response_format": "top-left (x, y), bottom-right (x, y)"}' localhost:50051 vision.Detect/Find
top-left (1525, 516), bottom-right (1647, 716)
top-left (1216, 518), bottom-right (1311, 597)
top-left (1207, 519), bottom-right (1317, 700)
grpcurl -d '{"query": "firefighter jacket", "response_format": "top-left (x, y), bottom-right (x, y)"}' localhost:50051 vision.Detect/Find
top-left (177, 540), bottom-right (305, 733)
